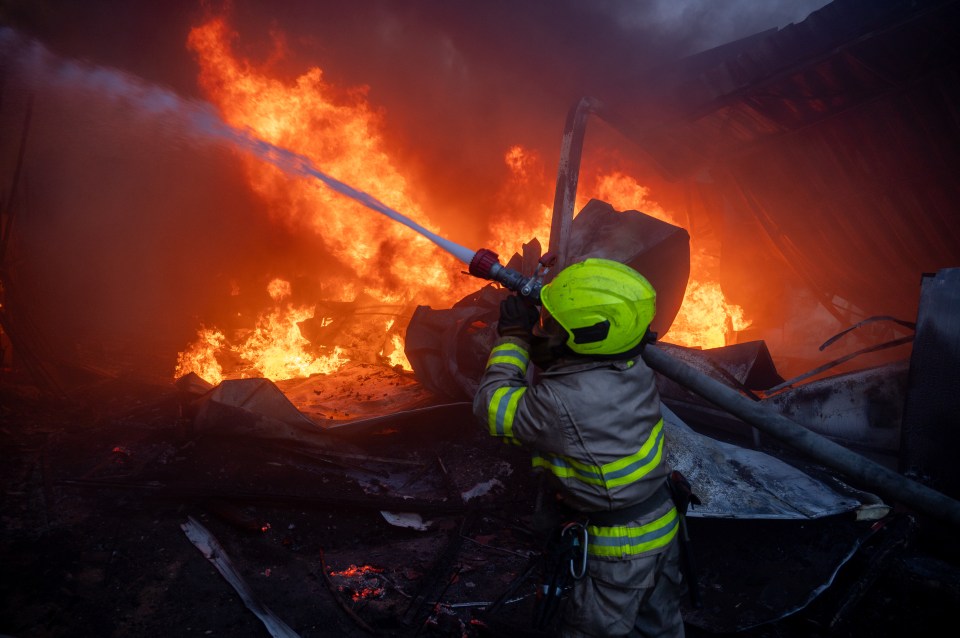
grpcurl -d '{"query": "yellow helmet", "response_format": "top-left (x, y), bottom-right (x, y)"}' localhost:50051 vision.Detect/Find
top-left (539, 258), bottom-right (656, 355)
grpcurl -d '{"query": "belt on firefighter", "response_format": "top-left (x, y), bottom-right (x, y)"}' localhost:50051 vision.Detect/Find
top-left (582, 483), bottom-right (671, 527)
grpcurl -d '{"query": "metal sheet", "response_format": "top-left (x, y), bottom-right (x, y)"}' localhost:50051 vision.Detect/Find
top-left (764, 359), bottom-right (908, 460)
top-left (664, 404), bottom-right (871, 520)
top-left (900, 268), bottom-right (960, 501)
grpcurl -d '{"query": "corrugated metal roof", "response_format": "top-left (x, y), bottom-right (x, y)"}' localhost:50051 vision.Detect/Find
top-left (601, 0), bottom-right (960, 323)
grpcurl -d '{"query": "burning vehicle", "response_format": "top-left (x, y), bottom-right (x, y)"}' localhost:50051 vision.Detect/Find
top-left (2, 0), bottom-right (960, 636)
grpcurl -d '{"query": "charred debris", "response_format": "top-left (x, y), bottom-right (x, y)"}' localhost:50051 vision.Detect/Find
top-left (4, 0), bottom-right (960, 637)
top-left (3, 183), bottom-right (960, 637)
top-left (3, 243), bottom-right (960, 638)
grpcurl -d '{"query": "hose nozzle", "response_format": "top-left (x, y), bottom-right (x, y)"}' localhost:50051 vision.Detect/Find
top-left (468, 248), bottom-right (555, 301)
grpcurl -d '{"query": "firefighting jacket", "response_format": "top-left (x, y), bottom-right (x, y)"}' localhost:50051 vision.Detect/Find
top-left (473, 336), bottom-right (678, 560)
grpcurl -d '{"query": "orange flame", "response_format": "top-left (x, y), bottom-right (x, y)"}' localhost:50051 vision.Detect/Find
top-left (187, 18), bottom-right (467, 302)
top-left (174, 327), bottom-right (226, 384)
top-left (236, 297), bottom-right (348, 381)
top-left (380, 320), bottom-right (413, 371)
top-left (489, 145), bottom-right (553, 258)
top-left (176, 16), bottom-right (475, 381)
top-left (591, 171), bottom-right (751, 348)
top-left (175, 280), bottom-right (349, 385)
top-left (489, 157), bottom-right (751, 349)
top-left (175, 17), bottom-right (750, 385)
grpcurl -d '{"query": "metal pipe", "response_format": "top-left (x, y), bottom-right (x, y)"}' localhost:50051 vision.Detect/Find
top-left (642, 343), bottom-right (960, 531)
top-left (548, 96), bottom-right (601, 269)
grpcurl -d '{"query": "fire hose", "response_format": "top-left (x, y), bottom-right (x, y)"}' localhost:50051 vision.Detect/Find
top-left (640, 343), bottom-right (960, 532)
top-left (465, 246), bottom-right (960, 533)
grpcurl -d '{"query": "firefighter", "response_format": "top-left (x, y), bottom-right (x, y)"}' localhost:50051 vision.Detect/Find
top-left (473, 258), bottom-right (685, 637)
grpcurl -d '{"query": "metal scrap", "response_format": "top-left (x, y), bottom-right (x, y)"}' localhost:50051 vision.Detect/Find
top-left (181, 516), bottom-right (301, 638)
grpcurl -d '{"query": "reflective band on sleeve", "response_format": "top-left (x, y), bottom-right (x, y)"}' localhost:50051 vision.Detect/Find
top-left (487, 386), bottom-right (527, 438)
top-left (486, 342), bottom-right (529, 375)
top-left (587, 507), bottom-right (679, 558)
top-left (601, 418), bottom-right (664, 488)
top-left (531, 418), bottom-right (665, 488)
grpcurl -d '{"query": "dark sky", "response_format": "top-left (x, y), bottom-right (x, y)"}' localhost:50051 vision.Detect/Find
top-left (2, 1), bottom-right (827, 90)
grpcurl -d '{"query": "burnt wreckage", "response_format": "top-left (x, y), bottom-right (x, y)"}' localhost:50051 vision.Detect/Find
top-left (3, 0), bottom-right (960, 636)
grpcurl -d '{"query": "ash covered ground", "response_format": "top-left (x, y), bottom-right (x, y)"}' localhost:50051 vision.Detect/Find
top-left (2, 373), bottom-right (960, 638)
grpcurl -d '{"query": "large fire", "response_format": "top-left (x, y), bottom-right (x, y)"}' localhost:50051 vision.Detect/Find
top-left (175, 16), bottom-right (750, 386)
top-left (489, 152), bottom-right (750, 351)
top-left (589, 172), bottom-right (751, 348)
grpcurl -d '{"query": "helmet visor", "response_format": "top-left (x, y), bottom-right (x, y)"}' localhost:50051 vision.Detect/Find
top-left (533, 308), bottom-right (560, 339)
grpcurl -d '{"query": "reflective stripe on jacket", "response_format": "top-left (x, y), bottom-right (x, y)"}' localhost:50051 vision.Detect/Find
top-left (587, 504), bottom-right (679, 558)
top-left (531, 416), bottom-right (664, 488)
top-left (473, 335), bottom-right (672, 559)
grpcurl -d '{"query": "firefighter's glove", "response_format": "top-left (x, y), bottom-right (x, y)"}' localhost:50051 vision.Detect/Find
top-left (497, 294), bottom-right (539, 340)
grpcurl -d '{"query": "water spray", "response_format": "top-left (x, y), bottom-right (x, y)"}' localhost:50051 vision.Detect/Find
top-left (238, 137), bottom-right (553, 299)
top-left (222, 118), bottom-right (553, 300)
top-left (242, 138), bottom-right (552, 298)
top-left (0, 27), bottom-right (550, 298)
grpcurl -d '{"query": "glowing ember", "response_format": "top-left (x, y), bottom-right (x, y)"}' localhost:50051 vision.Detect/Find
top-left (330, 564), bottom-right (383, 578)
top-left (329, 564), bottom-right (386, 602)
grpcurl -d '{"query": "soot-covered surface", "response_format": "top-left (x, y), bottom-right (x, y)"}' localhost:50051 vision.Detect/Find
top-left (2, 375), bottom-right (960, 637)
